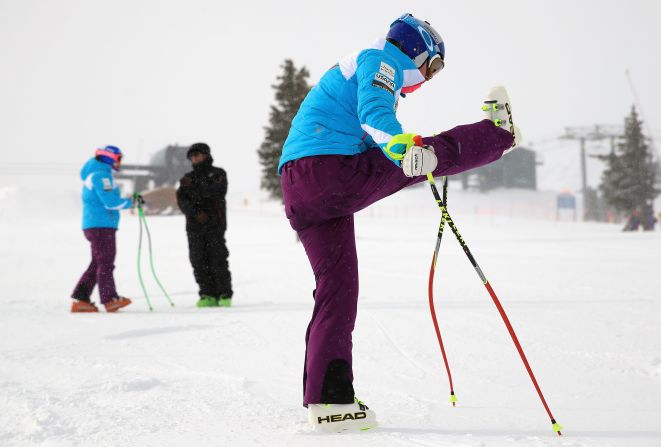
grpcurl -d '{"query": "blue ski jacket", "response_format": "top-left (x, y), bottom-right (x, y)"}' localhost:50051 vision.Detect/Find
top-left (80, 158), bottom-right (132, 230)
top-left (278, 38), bottom-right (425, 173)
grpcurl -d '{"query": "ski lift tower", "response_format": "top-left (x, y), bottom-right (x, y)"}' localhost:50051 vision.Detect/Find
top-left (561, 124), bottom-right (623, 220)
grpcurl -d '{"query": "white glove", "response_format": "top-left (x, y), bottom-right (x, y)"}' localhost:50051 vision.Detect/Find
top-left (402, 145), bottom-right (437, 177)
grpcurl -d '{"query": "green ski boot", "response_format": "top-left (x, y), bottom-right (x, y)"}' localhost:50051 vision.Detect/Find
top-left (196, 295), bottom-right (219, 308)
top-left (219, 295), bottom-right (232, 308)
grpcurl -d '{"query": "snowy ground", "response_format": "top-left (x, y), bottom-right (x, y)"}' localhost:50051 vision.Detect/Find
top-left (1, 185), bottom-right (660, 447)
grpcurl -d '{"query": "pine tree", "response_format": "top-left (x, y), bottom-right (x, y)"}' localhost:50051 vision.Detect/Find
top-left (599, 106), bottom-right (658, 214)
top-left (258, 60), bottom-right (310, 200)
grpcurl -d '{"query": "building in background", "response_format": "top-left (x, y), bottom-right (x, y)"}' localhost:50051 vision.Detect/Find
top-left (115, 145), bottom-right (189, 214)
top-left (115, 145), bottom-right (189, 191)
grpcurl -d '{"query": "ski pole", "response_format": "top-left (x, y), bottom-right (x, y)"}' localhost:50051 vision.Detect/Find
top-left (136, 200), bottom-right (154, 311)
top-left (426, 173), bottom-right (562, 436)
top-left (427, 176), bottom-right (457, 406)
top-left (136, 199), bottom-right (175, 307)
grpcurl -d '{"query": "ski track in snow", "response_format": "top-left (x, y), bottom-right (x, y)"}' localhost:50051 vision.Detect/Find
top-left (1, 187), bottom-right (660, 446)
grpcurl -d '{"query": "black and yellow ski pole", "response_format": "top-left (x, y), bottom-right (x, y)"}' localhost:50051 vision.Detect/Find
top-left (426, 174), bottom-right (562, 436)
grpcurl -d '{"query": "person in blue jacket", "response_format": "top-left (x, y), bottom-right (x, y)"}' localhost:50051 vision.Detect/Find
top-left (71, 146), bottom-right (137, 313)
top-left (279, 13), bottom-right (520, 432)
top-left (279, 14), bottom-right (450, 173)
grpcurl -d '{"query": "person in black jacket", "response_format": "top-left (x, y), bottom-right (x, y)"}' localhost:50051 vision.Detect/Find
top-left (176, 143), bottom-right (233, 307)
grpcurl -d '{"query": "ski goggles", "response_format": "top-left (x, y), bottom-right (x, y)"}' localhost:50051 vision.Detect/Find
top-left (95, 148), bottom-right (122, 162)
top-left (425, 54), bottom-right (445, 79)
top-left (412, 51), bottom-right (445, 80)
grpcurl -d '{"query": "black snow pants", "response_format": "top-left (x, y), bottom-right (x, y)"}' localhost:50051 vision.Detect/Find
top-left (187, 227), bottom-right (233, 299)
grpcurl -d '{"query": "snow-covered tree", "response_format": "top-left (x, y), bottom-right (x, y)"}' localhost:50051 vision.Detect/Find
top-left (599, 106), bottom-right (658, 214)
top-left (258, 60), bottom-right (310, 201)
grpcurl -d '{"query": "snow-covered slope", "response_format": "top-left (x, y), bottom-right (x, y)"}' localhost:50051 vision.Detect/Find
top-left (1, 186), bottom-right (660, 446)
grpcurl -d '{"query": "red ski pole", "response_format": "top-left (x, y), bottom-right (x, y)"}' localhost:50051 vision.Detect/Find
top-left (426, 174), bottom-right (562, 436)
top-left (427, 176), bottom-right (457, 406)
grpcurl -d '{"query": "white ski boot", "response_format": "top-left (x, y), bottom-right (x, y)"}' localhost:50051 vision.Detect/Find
top-left (483, 85), bottom-right (522, 151)
top-left (308, 398), bottom-right (378, 433)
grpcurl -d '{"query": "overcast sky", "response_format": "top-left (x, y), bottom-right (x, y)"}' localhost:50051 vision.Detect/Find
top-left (1, 0), bottom-right (660, 198)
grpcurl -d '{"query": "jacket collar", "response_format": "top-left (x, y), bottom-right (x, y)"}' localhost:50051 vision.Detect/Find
top-left (192, 156), bottom-right (214, 173)
top-left (80, 157), bottom-right (111, 180)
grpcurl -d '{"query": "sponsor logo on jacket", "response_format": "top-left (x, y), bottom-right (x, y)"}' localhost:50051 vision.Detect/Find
top-left (379, 61), bottom-right (395, 80)
top-left (371, 80), bottom-right (394, 95)
top-left (374, 72), bottom-right (395, 90)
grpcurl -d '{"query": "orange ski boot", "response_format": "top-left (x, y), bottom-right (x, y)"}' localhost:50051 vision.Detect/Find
top-left (71, 300), bottom-right (99, 313)
top-left (104, 297), bottom-right (132, 313)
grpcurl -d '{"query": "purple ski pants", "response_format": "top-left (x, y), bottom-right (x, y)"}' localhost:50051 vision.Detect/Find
top-left (71, 228), bottom-right (119, 304)
top-left (281, 120), bottom-right (513, 405)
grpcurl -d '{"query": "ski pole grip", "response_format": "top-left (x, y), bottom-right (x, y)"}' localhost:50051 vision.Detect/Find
top-left (133, 192), bottom-right (145, 208)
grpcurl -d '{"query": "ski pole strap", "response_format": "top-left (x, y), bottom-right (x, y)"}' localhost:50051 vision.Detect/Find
top-left (384, 133), bottom-right (422, 161)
